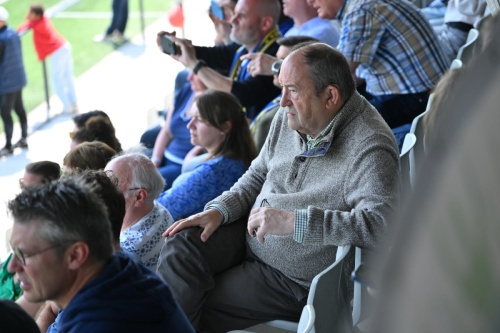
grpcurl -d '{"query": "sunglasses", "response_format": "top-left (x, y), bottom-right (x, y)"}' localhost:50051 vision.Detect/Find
top-left (271, 60), bottom-right (283, 76)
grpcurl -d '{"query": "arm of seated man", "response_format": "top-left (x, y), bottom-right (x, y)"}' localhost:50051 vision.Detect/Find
top-left (162, 208), bottom-right (224, 242)
top-left (247, 206), bottom-right (294, 244)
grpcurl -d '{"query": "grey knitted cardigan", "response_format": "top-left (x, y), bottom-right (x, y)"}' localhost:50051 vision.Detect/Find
top-left (206, 91), bottom-right (400, 289)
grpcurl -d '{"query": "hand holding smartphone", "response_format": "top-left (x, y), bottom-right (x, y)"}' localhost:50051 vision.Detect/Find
top-left (160, 35), bottom-right (180, 55)
top-left (210, 0), bottom-right (225, 20)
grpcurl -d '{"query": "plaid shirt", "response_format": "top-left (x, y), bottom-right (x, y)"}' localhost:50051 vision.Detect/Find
top-left (338, 0), bottom-right (449, 95)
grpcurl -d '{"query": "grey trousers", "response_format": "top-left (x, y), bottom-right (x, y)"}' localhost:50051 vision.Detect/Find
top-left (156, 218), bottom-right (308, 333)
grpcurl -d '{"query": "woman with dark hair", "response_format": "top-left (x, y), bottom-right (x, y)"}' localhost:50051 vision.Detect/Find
top-left (70, 114), bottom-right (122, 152)
top-left (157, 89), bottom-right (257, 221)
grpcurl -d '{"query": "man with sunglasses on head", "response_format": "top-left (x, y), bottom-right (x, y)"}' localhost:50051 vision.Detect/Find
top-left (7, 178), bottom-right (194, 333)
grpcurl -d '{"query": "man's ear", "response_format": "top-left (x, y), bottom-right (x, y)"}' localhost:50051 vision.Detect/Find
top-left (66, 241), bottom-right (90, 270)
top-left (325, 85), bottom-right (341, 111)
top-left (133, 188), bottom-right (149, 207)
top-left (260, 16), bottom-right (274, 33)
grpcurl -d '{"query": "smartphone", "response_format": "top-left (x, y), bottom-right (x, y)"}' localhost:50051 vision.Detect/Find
top-left (160, 35), bottom-right (180, 55)
top-left (351, 263), bottom-right (376, 288)
top-left (210, 0), bottom-right (225, 20)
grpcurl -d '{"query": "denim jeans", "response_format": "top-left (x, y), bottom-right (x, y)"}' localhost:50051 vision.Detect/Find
top-left (49, 42), bottom-right (77, 111)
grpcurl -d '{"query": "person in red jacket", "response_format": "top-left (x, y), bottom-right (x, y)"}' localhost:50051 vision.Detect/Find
top-left (18, 3), bottom-right (78, 114)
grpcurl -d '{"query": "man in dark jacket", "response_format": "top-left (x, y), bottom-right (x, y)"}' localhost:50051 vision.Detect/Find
top-left (7, 177), bottom-right (194, 333)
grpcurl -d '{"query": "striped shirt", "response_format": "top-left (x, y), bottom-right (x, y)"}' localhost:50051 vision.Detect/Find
top-left (338, 0), bottom-right (449, 95)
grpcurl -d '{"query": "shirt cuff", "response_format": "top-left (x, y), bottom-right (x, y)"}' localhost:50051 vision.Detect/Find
top-left (206, 203), bottom-right (229, 225)
top-left (294, 209), bottom-right (308, 243)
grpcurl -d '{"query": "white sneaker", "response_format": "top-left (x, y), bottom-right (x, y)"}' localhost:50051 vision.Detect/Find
top-left (93, 34), bottom-right (113, 43)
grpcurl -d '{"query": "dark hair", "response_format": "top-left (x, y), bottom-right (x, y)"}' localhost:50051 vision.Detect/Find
top-left (8, 178), bottom-right (114, 262)
top-left (29, 3), bottom-right (44, 16)
top-left (63, 141), bottom-right (117, 172)
top-left (25, 161), bottom-right (61, 182)
top-left (72, 110), bottom-right (110, 129)
top-left (73, 170), bottom-right (125, 244)
top-left (298, 43), bottom-right (356, 101)
top-left (194, 89), bottom-right (257, 167)
top-left (276, 35), bottom-right (319, 48)
top-left (71, 128), bottom-right (97, 145)
top-left (71, 116), bottom-right (122, 152)
top-left (0, 300), bottom-right (40, 333)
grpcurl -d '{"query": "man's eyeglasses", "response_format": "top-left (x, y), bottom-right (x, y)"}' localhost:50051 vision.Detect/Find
top-left (12, 244), bottom-right (63, 266)
top-left (69, 131), bottom-right (75, 139)
top-left (128, 187), bottom-right (145, 191)
top-left (271, 60), bottom-right (283, 76)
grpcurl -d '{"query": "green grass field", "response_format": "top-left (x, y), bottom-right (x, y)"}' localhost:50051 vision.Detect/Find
top-left (1, 0), bottom-right (174, 133)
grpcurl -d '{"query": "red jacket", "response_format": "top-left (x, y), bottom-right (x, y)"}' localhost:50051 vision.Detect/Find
top-left (18, 16), bottom-right (65, 61)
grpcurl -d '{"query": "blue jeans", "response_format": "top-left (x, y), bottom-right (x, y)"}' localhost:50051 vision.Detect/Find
top-left (106, 0), bottom-right (129, 35)
top-left (49, 42), bottom-right (77, 111)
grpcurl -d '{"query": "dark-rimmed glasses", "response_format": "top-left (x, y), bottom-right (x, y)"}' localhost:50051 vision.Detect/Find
top-left (12, 244), bottom-right (63, 266)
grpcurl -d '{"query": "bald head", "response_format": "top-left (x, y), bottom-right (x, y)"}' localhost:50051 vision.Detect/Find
top-left (105, 153), bottom-right (165, 202)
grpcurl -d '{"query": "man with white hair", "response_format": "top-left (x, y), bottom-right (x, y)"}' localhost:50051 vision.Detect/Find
top-left (105, 152), bottom-right (174, 269)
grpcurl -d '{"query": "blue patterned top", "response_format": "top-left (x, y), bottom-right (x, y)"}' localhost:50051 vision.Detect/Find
top-left (337, 0), bottom-right (449, 95)
top-left (119, 202), bottom-right (173, 270)
top-left (157, 156), bottom-right (247, 221)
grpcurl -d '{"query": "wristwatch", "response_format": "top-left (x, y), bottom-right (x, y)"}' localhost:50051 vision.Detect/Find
top-left (193, 60), bottom-right (207, 75)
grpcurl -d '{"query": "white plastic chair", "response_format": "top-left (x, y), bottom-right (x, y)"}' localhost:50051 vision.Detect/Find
top-left (408, 105), bottom-right (430, 188)
top-left (449, 58), bottom-right (463, 70)
top-left (229, 245), bottom-right (352, 333)
top-left (456, 28), bottom-right (480, 64)
top-left (400, 133), bottom-right (417, 191)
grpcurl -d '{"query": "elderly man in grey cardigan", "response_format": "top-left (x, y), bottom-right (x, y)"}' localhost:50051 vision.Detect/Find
top-left (158, 42), bottom-right (400, 332)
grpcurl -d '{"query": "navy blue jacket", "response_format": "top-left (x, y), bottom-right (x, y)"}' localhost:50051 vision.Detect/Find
top-left (48, 252), bottom-right (195, 333)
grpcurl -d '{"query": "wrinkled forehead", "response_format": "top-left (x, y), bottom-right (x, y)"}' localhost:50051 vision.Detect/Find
top-left (10, 219), bottom-right (44, 247)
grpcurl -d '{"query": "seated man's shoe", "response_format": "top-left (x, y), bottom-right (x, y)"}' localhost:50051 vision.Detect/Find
top-left (0, 146), bottom-right (14, 157)
top-left (13, 138), bottom-right (28, 149)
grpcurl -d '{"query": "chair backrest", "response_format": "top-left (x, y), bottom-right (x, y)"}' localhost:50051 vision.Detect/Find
top-left (229, 246), bottom-right (352, 333)
top-left (449, 58), bottom-right (463, 70)
top-left (400, 133), bottom-right (417, 193)
top-left (456, 28), bottom-right (480, 64)
top-left (304, 245), bottom-right (352, 333)
top-left (408, 107), bottom-right (429, 187)
top-left (297, 305), bottom-right (315, 333)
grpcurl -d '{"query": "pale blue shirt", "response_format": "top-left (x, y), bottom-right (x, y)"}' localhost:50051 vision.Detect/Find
top-left (285, 17), bottom-right (341, 48)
